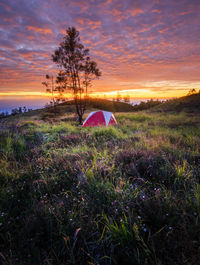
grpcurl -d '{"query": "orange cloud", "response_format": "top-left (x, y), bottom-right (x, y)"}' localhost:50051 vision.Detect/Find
top-left (77, 18), bottom-right (85, 25)
top-left (27, 26), bottom-right (52, 35)
top-left (87, 20), bottom-right (101, 30)
top-left (129, 8), bottom-right (143, 17)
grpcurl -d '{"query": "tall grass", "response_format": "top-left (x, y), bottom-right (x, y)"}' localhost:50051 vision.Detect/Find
top-left (0, 111), bottom-right (199, 264)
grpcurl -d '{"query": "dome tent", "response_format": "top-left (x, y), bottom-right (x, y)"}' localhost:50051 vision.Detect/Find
top-left (82, 110), bottom-right (117, 127)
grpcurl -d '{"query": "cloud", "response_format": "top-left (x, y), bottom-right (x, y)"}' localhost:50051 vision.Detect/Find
top-left (0, 0), bottom-right (200, 97)
top-left (27, 26), bottom-right (53, 35)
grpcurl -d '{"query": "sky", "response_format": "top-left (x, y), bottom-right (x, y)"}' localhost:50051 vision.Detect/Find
top-left (0, 0), bottom-right (200, 100)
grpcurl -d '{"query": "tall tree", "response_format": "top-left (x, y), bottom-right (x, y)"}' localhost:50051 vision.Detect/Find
top-left (52, 27), bottom-right (101, 124)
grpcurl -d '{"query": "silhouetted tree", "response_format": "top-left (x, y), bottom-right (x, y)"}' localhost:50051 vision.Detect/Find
top-left (42, 74), bottom-right (57, 113)
top-left (116, 91), bottom-right (121, 102)
top-left (52, 27), bottom-right (101, 124)
top-left (123, 95), bottom-right (130, 103)
top-left (187, 88), bottom-right (197, 95)
top-left (11, 107), bottom-right (25, 115)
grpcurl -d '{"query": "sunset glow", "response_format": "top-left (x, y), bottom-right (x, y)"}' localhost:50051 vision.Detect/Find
top-left (0, 0), bottom-right (200, 103)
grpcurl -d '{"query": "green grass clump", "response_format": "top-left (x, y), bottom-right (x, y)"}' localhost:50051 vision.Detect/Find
top-left (92, 126), bottom-right (125, 140)
top-left (0, 110), bottom-right (200, 264)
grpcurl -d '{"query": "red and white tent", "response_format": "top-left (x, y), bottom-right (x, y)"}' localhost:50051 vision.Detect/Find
top-left (82, 111), bottom-right (117, 127)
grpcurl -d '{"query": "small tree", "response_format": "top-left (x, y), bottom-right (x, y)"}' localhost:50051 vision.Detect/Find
top-left (116, 91), bottom-right (121, 102)
top-left (187, 88), bottom-right (197, 95)
top-left (123, 94), bottom-right (130, 103)
top-left (42, 74), bottom-right (56, 113)
top-left (52, 27), bottom-right (101, 124)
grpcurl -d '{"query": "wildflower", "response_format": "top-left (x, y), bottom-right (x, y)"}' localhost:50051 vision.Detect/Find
top-left (168, 226), bottom-right (172, 230)
top-left (143, 228), bottom-right (147, 232)
top-left (137, 215), bottom-right (141, 219)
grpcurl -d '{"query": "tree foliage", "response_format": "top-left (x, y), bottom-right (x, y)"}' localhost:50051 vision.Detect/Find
top-left (52, 27), bottom-right (101, 124)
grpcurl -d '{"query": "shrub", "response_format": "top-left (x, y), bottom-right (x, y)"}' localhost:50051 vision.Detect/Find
top-left (115, 150), bottom-right (165, 182)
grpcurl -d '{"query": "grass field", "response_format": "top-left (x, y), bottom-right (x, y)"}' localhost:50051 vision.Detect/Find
top-left (0, 107), bottom-right (200, 264)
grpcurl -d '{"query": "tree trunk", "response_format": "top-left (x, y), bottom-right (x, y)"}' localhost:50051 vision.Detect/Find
top-left (78, 113), bottom-right (83, 125)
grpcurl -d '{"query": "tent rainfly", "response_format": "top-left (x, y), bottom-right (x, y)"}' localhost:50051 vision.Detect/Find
top-left (82, 111), bottom-right (117, 127)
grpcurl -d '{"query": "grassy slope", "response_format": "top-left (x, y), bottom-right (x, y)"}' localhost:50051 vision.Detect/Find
top-left (59, 98), bottom-right (134, 112)
top-left (0, 99), bottom-right (134, 122)
top-left (151, 93), bottom-right (200, 113)
top-left (0, 100), bottom-right (200, 264)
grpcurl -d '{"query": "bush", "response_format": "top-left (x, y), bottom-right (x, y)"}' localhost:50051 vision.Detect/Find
top-left (115, 150), bottom-right (165, 182)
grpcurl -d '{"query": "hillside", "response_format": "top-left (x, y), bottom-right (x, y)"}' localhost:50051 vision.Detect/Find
top-left (59, 98), bottom-right (134, 112)
top-left (151, 93), bottom-right (200, 113)
top-left (1, 94), bottom-right (200, 124)
top-left (0, 99), bottom-right (135, 122)
top-left (0, 109), bottom-right (200, 264)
